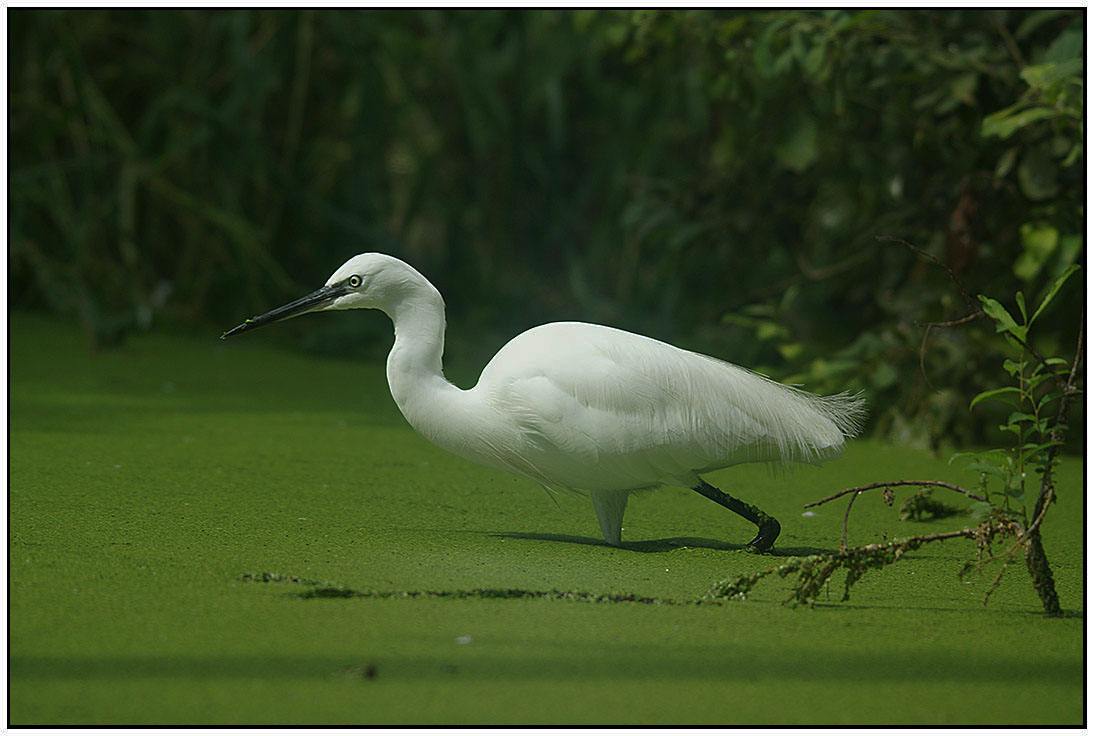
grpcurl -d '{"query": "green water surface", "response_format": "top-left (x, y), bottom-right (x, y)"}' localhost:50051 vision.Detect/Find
top-left (9, 315), bottom-right (1083, 725)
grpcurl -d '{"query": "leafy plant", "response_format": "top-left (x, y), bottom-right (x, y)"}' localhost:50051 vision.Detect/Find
top-left (957, 264), bottom-right (1080, 510)
top-left (710, 261), bottom-right (1081, 614)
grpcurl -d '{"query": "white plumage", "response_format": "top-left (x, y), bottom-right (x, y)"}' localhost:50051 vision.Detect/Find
top-left (223, 253), bottom-right (865, 551)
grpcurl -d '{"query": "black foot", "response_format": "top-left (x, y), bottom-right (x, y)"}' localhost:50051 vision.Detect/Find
top-left (746, 517), bottom-right (781, 553)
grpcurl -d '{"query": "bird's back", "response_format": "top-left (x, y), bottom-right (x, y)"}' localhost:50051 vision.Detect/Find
top-left (469, 322), bottom-right (864, 492)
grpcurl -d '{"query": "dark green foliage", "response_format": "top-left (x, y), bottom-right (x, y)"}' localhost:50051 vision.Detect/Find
top-left (9, 9), bottom-right (1083, 447)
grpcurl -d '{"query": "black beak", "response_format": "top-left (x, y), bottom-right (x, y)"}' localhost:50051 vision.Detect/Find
top-left (221, 282), bottom-right (350, 339)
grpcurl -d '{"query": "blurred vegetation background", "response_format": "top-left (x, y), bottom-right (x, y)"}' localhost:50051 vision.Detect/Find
top-left (9, 8), bottom-right (1084, 451)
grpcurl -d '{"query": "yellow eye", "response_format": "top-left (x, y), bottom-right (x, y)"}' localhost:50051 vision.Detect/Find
top-left (348, 275), bottom-right (362, 288)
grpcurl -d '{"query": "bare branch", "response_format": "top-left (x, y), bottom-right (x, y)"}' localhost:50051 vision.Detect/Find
top-left (912, 310), bottom-right (984, 329)
top-left (918, 324), bottom-right (940, 393)
top-left (983, 554), bottom-right (1016, 605)
top-left (912, 311), bottom-right (986, 393)
top-left (877, 234), bottom-right (976, 309)
top-left (708, 524), bottom-right (1007, 606)
top-left (806, 480), bottom-right (988, 509)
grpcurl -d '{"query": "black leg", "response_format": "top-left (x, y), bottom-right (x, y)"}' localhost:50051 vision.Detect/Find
top-left (693, 479), bottom-right (781, 552)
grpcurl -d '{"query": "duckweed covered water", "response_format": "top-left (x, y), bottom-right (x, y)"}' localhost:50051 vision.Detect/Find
top-left (9, 315), bottom-right (1083, 725)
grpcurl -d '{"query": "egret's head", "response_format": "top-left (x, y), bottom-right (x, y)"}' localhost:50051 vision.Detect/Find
top-left (221, 252), bottom-right (427, 338)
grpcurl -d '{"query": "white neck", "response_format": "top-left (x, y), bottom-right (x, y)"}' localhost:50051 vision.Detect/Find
top-left (379, 275), bottom-right (476, 454)
top-left (384, 280), bottom-right (448, 400)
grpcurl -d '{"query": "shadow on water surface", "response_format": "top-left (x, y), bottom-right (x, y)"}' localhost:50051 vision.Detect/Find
top-left (491, 531), bottom-right (738, 552)
top-left (399, 527), bottom-right (740, 552)
top-left (491, 531), bottom-right (837, 557)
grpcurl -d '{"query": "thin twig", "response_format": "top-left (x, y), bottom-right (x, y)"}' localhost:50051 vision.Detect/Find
top-left (912, 311), bottom-right (985, 329)
top-left (914, 310), bottom-right (986, 393)
top-left (919, 324), bottom-right (939, 393)
top-left (840, 491), bottom-right (860, 553)
top-left (806, 480), bottom-right (989, 509)
top-left (965, 484), bottom-right (1055, 596)
top-left (878, 234), bottom-right (976, 309)
top-left (992, 15), bottom-right (1026, 68)
top-left (1067, 306), bottom-right (1084, 388)
top-left (876, 527), bottom-right (981, 545)
top-left (983, 554), bottom-right (1016, 605)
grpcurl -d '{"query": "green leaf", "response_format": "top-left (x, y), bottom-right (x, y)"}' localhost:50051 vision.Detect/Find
top-left (1015, 291), bottom-right (1027, 322)
top-left (978, 296), bottom-right (1027, 340)
top-left (715, 16), bottom-right (748, 44)
top-left (1062, 143), bottom-right (1083, 167)
top-left (1015, 223), bottom-right (1059, 281)
top-left (1017, 441), bottom-right (1063, 466)
top-left (774, 115), bottom-right (819, 172)
top-left (753, 21), bottom-right (780, 78)
top-left (1030, 264), bottom-right (1079, 324)
top-left (950, 449), bottom-right (1009, 465)
top-left (1015, 10), bottom-right (1072, 40)
top-left (777, 342), bottom-right (804, 361)
top-left (1057, 235), bottom-right (1082, 270)
top-left (1017, 60), bottom-right (1083, 107)
top-left (722, 314), bottom-right (760, 329)
top-left (964, 462), bottom-right (1007, 481)
top-left (1042, 30), bottom-right (1083, 66)
top-left (995, 146), bottom-right (1019, 179)
top-left (803, 42), bottom-right (827, 78)
top-left (870, 362), bottom-right (898, 389)
top-left (982, 105), bottom-right (1057, 139)
top-left (790, 27), bottom-right (807, 63)
top-left (1038, 390), bottom-right (1063, 410)
top-left (970, 386), bottom-right (1021, 409)
top-left (1002, 358), bottom-right (1023, 377)
top-left (950, 72), bottom-right (978, 105)
top-left (1018, 145), bottom-right (1061, 200)
top-left (742, 303), bottom-right (775, 317)
top-left (970, 501), bottom-right (994, 520)
top-left (756, 321), bottom-right (789, 341)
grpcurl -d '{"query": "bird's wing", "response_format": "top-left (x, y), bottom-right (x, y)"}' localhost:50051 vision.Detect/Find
top-left (480, 323), bottom-right (862, 483)
top-left (479, 324), bottom-right (774, 486)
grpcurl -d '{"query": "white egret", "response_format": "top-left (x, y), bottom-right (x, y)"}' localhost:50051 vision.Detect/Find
top-left (223, 253), bottom-right (865, 551)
